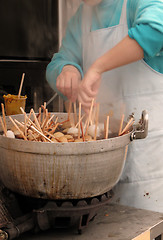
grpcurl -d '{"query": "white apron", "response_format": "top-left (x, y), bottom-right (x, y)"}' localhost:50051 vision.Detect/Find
top-left (82, 0), bottom-right (163, 212)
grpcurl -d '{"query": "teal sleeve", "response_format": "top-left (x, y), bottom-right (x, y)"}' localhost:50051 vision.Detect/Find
top-left (127, 0), bottom-right (163, 59)
top-left (128, 24), bottom-right (163, 59)
top-left (46, 4), bottom-right (84, 98)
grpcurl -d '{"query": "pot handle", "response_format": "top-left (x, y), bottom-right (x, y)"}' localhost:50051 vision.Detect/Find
top-left (130, 110), bottom-right (148, 141)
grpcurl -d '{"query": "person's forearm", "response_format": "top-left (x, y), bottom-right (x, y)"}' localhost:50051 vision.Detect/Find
top-left (92, 35), bottom-right (144, 74)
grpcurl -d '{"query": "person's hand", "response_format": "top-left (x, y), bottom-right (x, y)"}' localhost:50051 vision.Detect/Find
top-left (78, 67), bottom-right (101, 113)
top-left (56, 65), bottom-right (81, 102)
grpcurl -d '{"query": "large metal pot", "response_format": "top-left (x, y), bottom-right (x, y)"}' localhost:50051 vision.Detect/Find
top-left (0, 111), bottom-right (148, 200)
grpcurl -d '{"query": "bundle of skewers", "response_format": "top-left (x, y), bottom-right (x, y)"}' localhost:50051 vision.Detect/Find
top-left (0, 99), bottom-right (135, 143)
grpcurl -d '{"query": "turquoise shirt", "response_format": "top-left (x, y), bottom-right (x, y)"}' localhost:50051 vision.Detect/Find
top-left (46, 0), bottom-right (163, 95)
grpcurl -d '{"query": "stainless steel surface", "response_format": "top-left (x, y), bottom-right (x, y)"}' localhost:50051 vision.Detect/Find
top-left (0, 112), bottom-right (148, 200)
top-left (16, 204), bottom-right (163, 240)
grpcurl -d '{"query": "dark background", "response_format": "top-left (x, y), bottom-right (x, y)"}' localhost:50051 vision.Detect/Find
top-left (0, 0), bottom-right (58, 60)
top-left (0, 0), bottom-right (59, 113)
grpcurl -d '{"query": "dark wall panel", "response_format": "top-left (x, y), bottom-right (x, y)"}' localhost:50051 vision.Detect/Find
top-left (0, 0), bottom-right (58, 60)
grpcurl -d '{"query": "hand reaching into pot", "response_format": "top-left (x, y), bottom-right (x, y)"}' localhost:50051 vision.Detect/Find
top-left (56, 65), bottom-right (81, 102)
top-left (78, 67), bottom-right (102, 113)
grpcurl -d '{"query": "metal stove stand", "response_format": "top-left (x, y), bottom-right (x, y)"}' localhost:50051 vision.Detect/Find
top-left (0, 183), bottom-right (163, 240)
top-left (0, 182), bottom-right (113, 239)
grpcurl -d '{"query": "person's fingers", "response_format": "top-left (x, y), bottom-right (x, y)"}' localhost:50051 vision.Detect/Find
top-left (71, 77), bottom-right (80, 102)
top-left (56, 70), bottom-right (81, 100)
top-left (81, 105), bottom-right (90, 115)
top-left (58, 76), bottom-right (65, 95)
top-left (64, 77), bottom-right (72, 99)
top-left (56, 75), bottom-right (61, 91)
top-left (56, 76), bottom-right (62, 93)
top-left (80, 82), bottom-right (97, 98)
top-left (78, 92), bottom-right (93, 108)
top-left (78, 82), bottom-right (96, 104)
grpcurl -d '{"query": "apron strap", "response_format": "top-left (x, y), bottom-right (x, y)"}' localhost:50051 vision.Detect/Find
top-left (119, 0), bottom-right (128, 25)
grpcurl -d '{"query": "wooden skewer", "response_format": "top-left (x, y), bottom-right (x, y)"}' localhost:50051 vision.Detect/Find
top-left (80, 121), bottom-right (85, 142)
top-left (73, 102), bottom-right (77, 125)
top-left (45, 114), bottom-right (55, 128)
top-left (24, 119), bottom-right (53, 142)
top-left (14, 119), bottom-right (25, 129)
top-left (78, 102), bottom-right (81, 139)
top-left (75, 114), bottom-right (85, 128)
top-left (120, 117), bottom-right (134, 136)
top-left (50, 122), bottom-right (59, 134)
top-left (89, 99), bottom-right (94, 125)
top-left (67, 101), bottom-right (74, 126)
top-left (15, 119), bottom-right (34, 140)
top-left (105, 115), bottom-right (110, 139)
top-left (38, 107), bottom-right (42, 125)
top-left (41, 110), bottom-right (48, 128)
top-left (42, 113), bottom-right (51, 131)
top-left (84, 117), bottom-right (89, 136)
top-left (83, 118), bottom-right (88, 133)
top-left (69, 113), bottom-right (75, 127)
top-left (68, 100), bottom-right (72, 120)
top-left (124, 145), bottom-right (129, 161)
top-left (28, 124), bottom-right (54, 143)
top-left (91, 107), bottom-right (96, 125)
top-left (41, 109), bottom-right (49, 127)
top-left (94, 103), bottom-right (99, 141)
top-left (0, 116), bottom-right (7, 136)
top-left (20, 107), bottom-right (41, 132)
top-left (118, 114), bottom-right (125, 136)
top-left (20, 106), bottom-right (25, 114)
top-left (18, 73), bottom-right (25, 98)
top-left (58, 118), bottom-right (70, 125)
top-left (46, 108), bottom-right (49, 118)
top-left (9, 116), bottom-right (27, 140)
top-left (1, 103), bottom-right (7, 133)
top-left (85, 98), bottom-right (94, 136)
top-left (31, 109), bottom-right (42, 132)
top-left (41, 104), bottom-right (45, 111)
top-left (54, 116), bottom-right (58, 125)
top-left (21, 108), bottom-right (31, 135)
top-left (24, 113), bottom-right (27, 137)
top-left (41, 102), bottom-right (46, 123)
top-left (26, 109), bottom-right (32, 125)
top-left (44, 130), bottom-right (57, 139)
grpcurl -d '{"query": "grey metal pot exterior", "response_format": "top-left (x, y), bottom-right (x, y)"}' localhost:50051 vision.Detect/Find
top-left (0, 112), bottom-right (148, 200)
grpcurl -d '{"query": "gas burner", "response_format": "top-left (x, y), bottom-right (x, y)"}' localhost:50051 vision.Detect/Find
top-left (0, 187), bottom-right (113, 239)
top-left (34, 190), bottom-right (113, 234)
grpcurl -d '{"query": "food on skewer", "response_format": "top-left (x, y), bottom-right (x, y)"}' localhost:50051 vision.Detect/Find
top-left (57, 136), bottom-right (68, 143)
top-left (64, 134), bottom-right (74, 140)
top-left (0, 99), bottom-right (135, 143)
top-left (67, 127), bottom-right (79, 137)
top-left (3, 130), bottom-right (15, 139)
top-left (75, 138), bottom-right (84, 142)
top-left (53, 132), bottom-right (64, 138)
top-left (87, 124), bottom-right (101, 138)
